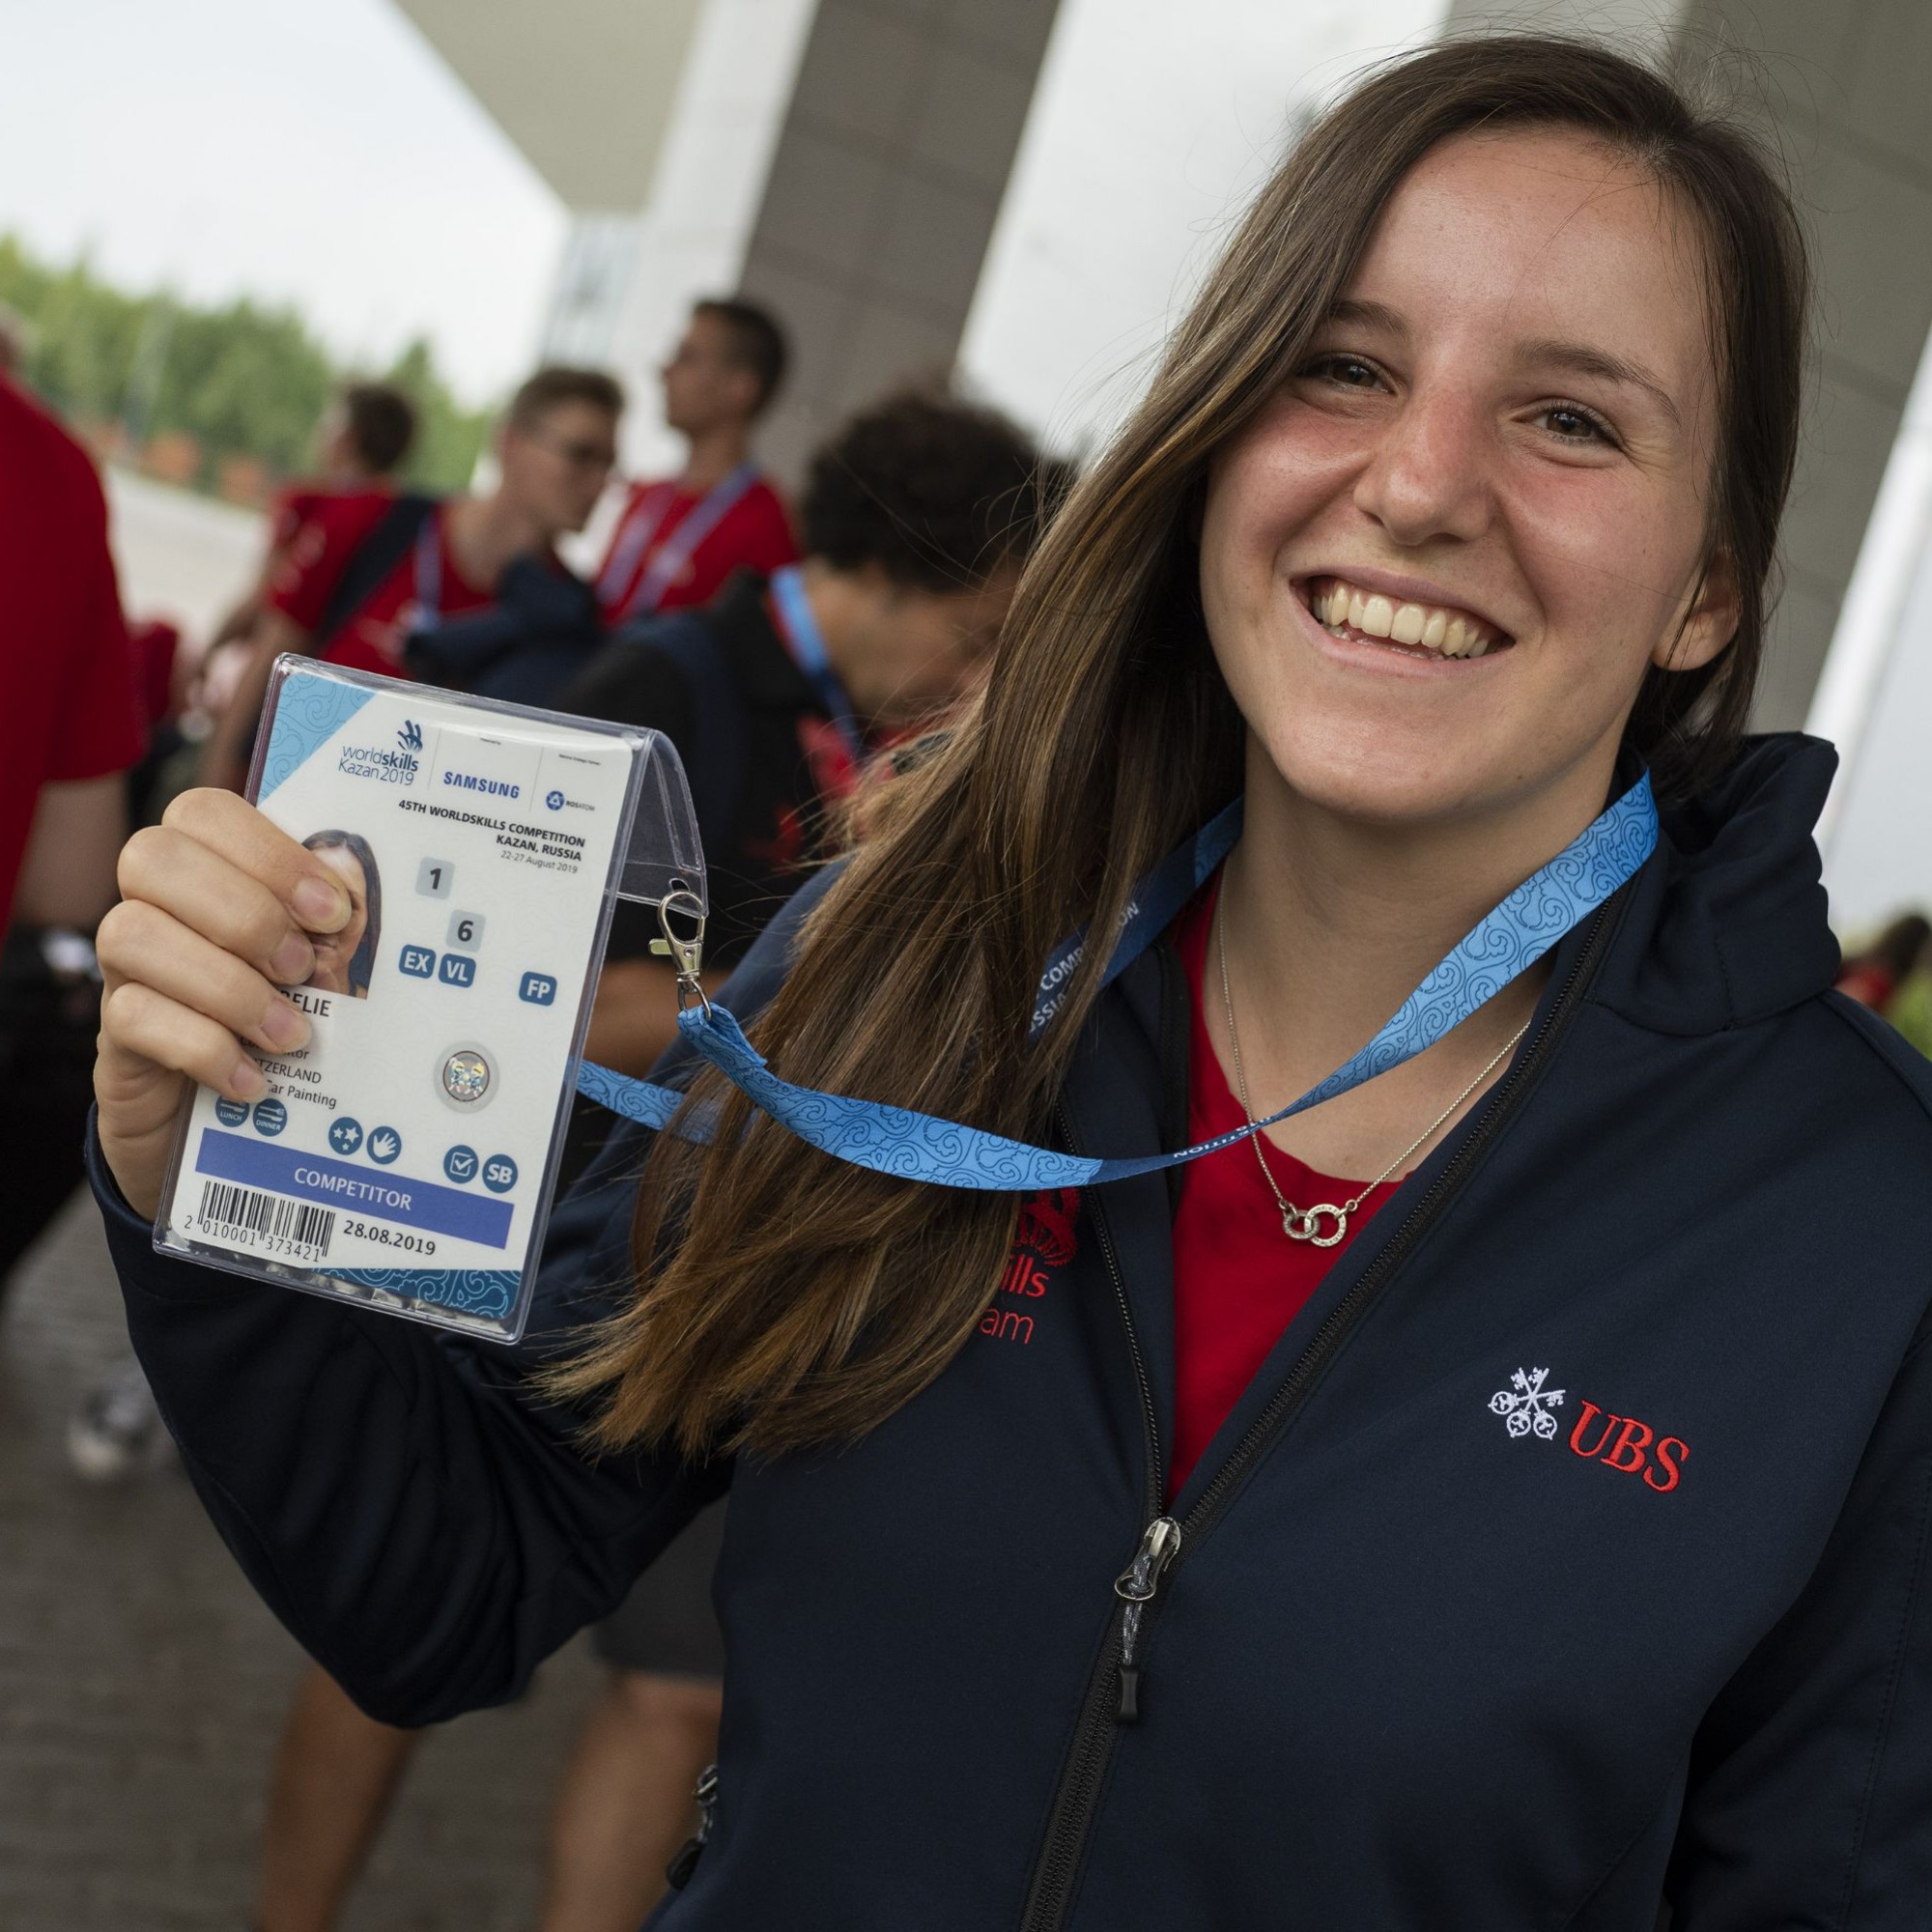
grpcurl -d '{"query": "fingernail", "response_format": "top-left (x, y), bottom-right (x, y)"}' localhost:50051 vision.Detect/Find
top-left (260, 1000), bottom-right (309, 1051)
top-left (232, 1059), bottom-right (269, 1101)
top-left (294, 877), bottom-right (347, 927)
top-left (270, 932), bottom-right (314, 982)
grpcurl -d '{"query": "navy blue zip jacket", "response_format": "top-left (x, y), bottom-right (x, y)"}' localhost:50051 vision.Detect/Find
top-left (94, 734), bottom-right (1932, 1928)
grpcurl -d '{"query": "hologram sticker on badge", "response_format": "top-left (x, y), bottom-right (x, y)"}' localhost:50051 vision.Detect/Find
top-left (153, 657), bottom-right (704, 1344)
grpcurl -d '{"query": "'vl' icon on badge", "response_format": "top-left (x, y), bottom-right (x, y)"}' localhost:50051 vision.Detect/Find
top-left (1490, 1366), bottom-right (1565, 1440)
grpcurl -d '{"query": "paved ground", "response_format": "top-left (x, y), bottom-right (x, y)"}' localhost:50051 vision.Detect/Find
top-left (103, 469), bottom-right (264, 643)
top-left (0, 1190), bottom-right (604, 1931)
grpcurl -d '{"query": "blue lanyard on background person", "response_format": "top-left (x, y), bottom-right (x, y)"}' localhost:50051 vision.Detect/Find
top-left (607, 465), bottom-right (760, 620)
top-left (412, 514), bottom-right (442, 630)
top-left (766, 564), bottom-right (865, 766)
top-left (573, 773), bottom-right (1659, 1192)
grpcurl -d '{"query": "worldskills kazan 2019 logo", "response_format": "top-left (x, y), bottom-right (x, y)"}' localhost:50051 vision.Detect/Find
top-left (336, 717), bottom-right (422, 785)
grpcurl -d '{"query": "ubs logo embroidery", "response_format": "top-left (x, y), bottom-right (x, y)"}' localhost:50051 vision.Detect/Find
top-left (1490, 1366), bottom-right (1565, 1438)
top-left (979, 1188), bottom-right (1080, 1348)
top-left (1490, 1366), bottom-right (1688, 1493)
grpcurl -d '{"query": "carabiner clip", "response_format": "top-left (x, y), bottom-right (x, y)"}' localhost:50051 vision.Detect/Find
top-left (648, 888), bottom-right (711, 1017)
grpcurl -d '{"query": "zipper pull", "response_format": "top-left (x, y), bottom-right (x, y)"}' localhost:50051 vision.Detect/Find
top-left (666, 1761), bottom-right (721, 1890)
top-left (1112, 1516), bottom-right (1181, 1724)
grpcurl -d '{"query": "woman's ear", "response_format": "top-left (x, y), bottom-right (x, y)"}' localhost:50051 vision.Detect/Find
top-left (1659, 549), bottom-right (1741, 673)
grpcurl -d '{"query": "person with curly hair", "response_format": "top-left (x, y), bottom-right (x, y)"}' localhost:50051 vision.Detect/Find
top-left (573, 385), bottom-right (1060, 1081)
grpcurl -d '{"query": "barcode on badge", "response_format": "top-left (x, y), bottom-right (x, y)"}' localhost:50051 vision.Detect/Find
top-left (197, 1180), bottom-right (334, 1258)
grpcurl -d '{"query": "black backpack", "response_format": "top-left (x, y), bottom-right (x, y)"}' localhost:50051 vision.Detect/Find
top-left (608, 611), bottom-right (749, 853)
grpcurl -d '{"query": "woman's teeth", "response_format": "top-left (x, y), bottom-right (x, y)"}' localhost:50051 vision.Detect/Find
top-left (1308, 579), bottom-right (1503, 659)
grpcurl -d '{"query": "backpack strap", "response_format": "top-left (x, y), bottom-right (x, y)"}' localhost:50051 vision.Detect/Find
top-left (310, 493), bottom-right (439, 657)
top-left (627, 612), bottom-right (748, 854)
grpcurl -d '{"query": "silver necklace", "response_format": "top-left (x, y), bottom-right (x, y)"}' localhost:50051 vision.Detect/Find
top-left (1214, 895), bottom-right (1529, 1249)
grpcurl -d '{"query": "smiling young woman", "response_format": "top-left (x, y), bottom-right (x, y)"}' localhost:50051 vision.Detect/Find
top-left (90, 34), bottom-right (1932, 1931)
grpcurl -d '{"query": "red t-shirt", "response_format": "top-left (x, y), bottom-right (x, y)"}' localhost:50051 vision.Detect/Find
top-left (596, 471), bottom-right (798, 623)
top-left (0, 379), bottom-right (145, 930)
top-left (268, 479), bottom-right (384, 555)
top-left (268, 492), bottom-right (496, 676)
top-left (1167, 877), bottom-right (1398, 1497)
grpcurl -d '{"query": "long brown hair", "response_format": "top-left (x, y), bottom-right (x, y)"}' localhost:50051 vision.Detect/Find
top-left (559, 34), bottom-right (1809, 1459)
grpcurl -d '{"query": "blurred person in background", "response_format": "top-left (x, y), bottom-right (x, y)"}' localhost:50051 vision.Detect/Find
top-left (147, 384), bottom-right (419, 826)
top-left (576, 388), bottom-right (1050, 1082)
top-left (195, 365), bottom-right (622, 792)
top-left (203, 382), bottom-right (419, 662)
top-left (1834, 912), bottom-right (1931, 1010)
top-left (0, 368), bottom-right (145, 1288)
top-left (254, 388), bottom-right (1053, 1932)
top-left (594, 298), bottom-right (797, 626)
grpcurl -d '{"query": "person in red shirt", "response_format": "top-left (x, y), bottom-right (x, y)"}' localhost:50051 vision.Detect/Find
top-left (594, 298), bottom-right (797, 624)
top-left (199, 365), bottom-right (623, 789)
top-left (0, 373), bottom-right (145, 1281)
top-left (205, 384), bottom-right (419, 654)
top-left (0, 377), bottom-right (144, 939)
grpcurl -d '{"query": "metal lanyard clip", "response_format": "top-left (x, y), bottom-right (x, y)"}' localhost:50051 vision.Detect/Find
top-left (649, 888), bottom-right (711, 1015)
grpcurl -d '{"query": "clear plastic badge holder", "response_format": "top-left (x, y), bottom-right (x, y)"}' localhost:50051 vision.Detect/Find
top-left (153, 656), bottom-right (706, 1344)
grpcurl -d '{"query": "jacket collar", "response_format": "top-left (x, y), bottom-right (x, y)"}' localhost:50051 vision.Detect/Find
top-left (1590, 733), bottom-right (1841, 1036)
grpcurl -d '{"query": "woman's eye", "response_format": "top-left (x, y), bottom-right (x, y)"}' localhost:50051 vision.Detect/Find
top-left (1541, 404), bottom-right (1614, 445)
top-left (1312, 355), bottom-right (1383, 389)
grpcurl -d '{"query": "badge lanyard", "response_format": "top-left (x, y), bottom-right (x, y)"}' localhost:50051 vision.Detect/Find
top-left (766, 564), bottom-right (864, 765)
top-left (602, 466), bottom-right (759, 621)
top-left (573, 773), bottom-right (1658, 1192)
top-left (412, 515), bottom-right (442, 630)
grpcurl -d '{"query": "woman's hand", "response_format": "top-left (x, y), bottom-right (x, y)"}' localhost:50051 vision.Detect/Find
top-left (94, 789), bottom-right (352, 1219)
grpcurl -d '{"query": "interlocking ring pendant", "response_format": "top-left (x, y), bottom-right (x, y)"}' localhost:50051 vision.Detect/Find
top-left (1283, 1204), bottom-right (1348, 1248)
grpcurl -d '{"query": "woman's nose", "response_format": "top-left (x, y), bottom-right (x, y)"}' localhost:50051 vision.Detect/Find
top-left (1351, 384), bottom-right (1495, 548)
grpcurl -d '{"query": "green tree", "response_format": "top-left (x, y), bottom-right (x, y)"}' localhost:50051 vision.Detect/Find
top-left (384, 335), bottom-right (493, 491)
top-left (0, 233), bottom-right (497, 495)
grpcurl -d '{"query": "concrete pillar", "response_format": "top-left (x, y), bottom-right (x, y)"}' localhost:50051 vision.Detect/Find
top-left (581, 0), bottom-right (821, 478)
top-left (1675, 0), bottom-right (1932, 731)
top-left (734, 0), bottom-right (1063, 481)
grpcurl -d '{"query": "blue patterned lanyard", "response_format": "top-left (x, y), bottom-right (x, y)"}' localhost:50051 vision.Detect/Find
top-left (574, 774), bottom-right (1657, 1191)
top-left (767, 564), bottom-right (865, 765)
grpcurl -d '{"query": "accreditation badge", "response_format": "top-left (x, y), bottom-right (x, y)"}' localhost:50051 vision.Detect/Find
top-left (152, 655), bottom-right (705, 1342)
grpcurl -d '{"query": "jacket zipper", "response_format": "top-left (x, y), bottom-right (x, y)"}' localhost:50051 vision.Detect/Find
top-left (1017, 1104), bottom-right (1167, 1928)
top-left (1017, 896), bottom-right (1621, 1932)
